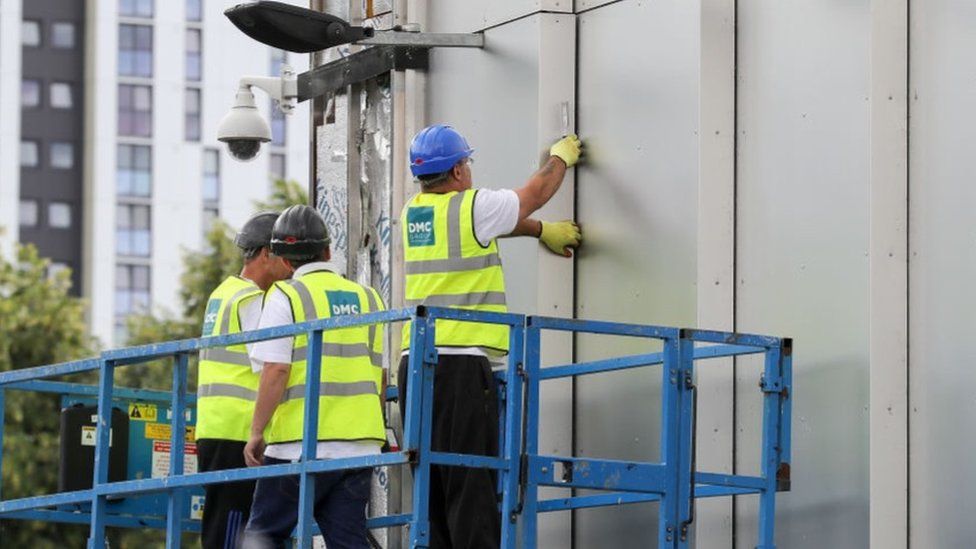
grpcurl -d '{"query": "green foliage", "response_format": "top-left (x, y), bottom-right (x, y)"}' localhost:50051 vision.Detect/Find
top-left (0, 180), bottom-right (307, 545)
top-left (252, 177), bottom-right (309, 213)
top-left (0, 243), bottom-right (96, 546)
top-left (178, 220), bottom-right (244, 326)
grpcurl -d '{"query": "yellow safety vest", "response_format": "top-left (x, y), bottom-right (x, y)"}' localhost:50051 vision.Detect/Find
top-left (266, 269), bottom-right (386, 445)
top-left (401, 189), bottom-right (509, 354)
top-left (196, 276), bottom-right (264, 442)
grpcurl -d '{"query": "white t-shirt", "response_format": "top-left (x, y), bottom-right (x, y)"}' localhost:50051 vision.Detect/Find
top-left (406, 188), bottom-right (521, 360)
top-left (250, 261), bottom-right (384, 461)
top-left (236, 282), bottom-right (264, 371)
top-left (472, 188), bottom-right (520, 246)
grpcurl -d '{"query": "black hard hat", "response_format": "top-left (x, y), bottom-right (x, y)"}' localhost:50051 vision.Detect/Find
top-left (271, 205), bottom-right (330, 260)
top-left (234, 211), bottom-right (280, 249)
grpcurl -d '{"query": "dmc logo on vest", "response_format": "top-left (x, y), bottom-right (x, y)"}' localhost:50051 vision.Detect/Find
top-left (326, 290), bottom-right (361, 316)
top-left (406, 206), bottom-right (435, 247)
top-left (202, 299), bottom-right (222, 336)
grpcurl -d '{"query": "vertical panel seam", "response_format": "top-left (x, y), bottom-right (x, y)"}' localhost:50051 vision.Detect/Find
top-left (731, 1), bottom-right (740, 547)
top-left (904, 0), bottom-right (911, 545)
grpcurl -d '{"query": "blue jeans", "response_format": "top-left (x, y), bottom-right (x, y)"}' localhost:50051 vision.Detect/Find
top-left (241, 457), bottom-right (372, 549)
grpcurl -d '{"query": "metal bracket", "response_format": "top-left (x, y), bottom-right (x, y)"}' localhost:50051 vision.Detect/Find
top-left (357, 31), bottom-right (484, 48)
top-left (758, 374), bottom-right (784, 394)
top-left (297, 45), bottom-right (428, 102)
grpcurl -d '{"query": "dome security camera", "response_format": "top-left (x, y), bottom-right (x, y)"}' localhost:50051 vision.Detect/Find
top-left (217, 66), bottom-right (297, 162)
top-left (217, 86), bottom-right (271, 161)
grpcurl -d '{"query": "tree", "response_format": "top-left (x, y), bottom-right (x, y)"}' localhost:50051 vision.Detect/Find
top-left (253, 177), bottom-right (309, 213)
top-left (0, 243), bottom-right (97, 547)
top-left (125, 178), bottom-right (307, 351)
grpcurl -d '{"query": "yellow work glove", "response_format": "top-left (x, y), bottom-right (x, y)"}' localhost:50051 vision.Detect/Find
top-left (540, 220), bottom-right (582, 257)
top-left (549, 134), bottom-right (583, 167)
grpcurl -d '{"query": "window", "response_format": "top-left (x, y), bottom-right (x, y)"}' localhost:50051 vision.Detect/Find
top-left (51, 22), bottom-right (76, 49)
top-left (203, 149), bottom-right (220, 202)
top-left (117, 144), bottom-right (152, 196)
top-left (116, 204), bottom-right (151, 256)
top-left (185, 29), bottom-right (201, 81)
top-left (48, 202), bottom-right (72, 228)
top-left (271, 104), bottom-right (286, 146)
top-left (19, 200), bottom-right (39, 227)
top-left (21, 141), bottom-right (39, 168)
top-left (118, 84), bottom-right (152, 137)
top-left (186, 0), bottom-right (202, 21)
top-left (202, 206), bottom-right (219, 238)
top-left (21, 80), bottom-right (41, 108)
top-left (50, 142), bottom-right (74, 169)
top-left (22, 20), bottom-right (41, 47)
top-left (270, 153), bottom-right (286, 180)
top-left (120, 0), bottom-right (154, 18)
top-left (115, 264), bottom-right (151, 338)
top-left (185, 88), bottom-right (201, 141)
top-left (50, 82), bottom-right (73, 109)
top-left (119, 24), bottom-right (153, 77)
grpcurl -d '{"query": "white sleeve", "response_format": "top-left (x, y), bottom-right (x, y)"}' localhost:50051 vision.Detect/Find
top-left (248, 287), bottom-right (295, 372)
top-left (472, 188), bottom-right (520, 246)
top-left (238, 295), bottom-right (264, 369)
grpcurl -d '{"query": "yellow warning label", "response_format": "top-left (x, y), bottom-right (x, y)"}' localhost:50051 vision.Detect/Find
top-left (145, 422), bottom-right (195, 442)
top-left (81, 426), bottom-right (96, 446)
top-left (128, 403), bottom-right (158, 422)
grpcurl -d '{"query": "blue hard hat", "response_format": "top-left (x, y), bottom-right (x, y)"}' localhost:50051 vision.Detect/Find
top-left (409, 125), bottom-right (474, 177)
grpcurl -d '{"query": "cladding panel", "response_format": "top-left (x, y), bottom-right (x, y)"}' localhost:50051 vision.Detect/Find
top-left (908, 4), bottom-right (976, 545)
top-left (427, 14), bottom-right (575, 548)
top-left (574, 1), bottom-right (699, 546)
top-left (735, 2), bottom-right (870, 547)
top-left (428, 0), bottom-right (569, 34)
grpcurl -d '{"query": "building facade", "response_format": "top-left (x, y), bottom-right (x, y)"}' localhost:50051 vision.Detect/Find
top-left (0, 0), bottom-right (309, 345)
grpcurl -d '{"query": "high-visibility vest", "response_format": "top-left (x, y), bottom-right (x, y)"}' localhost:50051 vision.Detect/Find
top-left (265, 269), bottom-right (386, 445)
top-left (400, 189), bottom-right (509, 354)
top-left (196, 276), bottom-right (264, 442)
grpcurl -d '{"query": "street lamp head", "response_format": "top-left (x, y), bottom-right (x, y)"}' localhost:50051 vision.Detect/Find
top-left (224, 1), bottom-right (373, 53)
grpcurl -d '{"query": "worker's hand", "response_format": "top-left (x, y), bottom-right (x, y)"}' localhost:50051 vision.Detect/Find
top-left (540, 220), bottom-right (582, 257)
top-left (549, 134), bottom-right (583, 167)
top-left (244, 433), bottom-right (266, 467)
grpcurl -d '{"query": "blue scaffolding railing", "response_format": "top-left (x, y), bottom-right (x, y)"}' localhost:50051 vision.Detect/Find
top-left (0, 306), bottom-right (792, 549)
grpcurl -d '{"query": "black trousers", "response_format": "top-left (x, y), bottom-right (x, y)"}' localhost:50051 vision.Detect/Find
top-left (398, 354), bottom-right (501, 549)
top-left (197, 439), bottom-right (257, 549)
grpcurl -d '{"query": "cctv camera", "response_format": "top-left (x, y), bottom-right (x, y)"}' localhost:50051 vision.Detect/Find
top-left (217, 67), bottom-right (297, 162)
top-left (225, 138), bottom-right (264, 161)
top-left (217, 85), bottom-right (271, 162)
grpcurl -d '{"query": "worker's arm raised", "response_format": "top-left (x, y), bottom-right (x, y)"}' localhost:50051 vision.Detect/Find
top-left (244, 361), bottom-right (290, 466)
top-left (514, 134), bottom-right (582, 221)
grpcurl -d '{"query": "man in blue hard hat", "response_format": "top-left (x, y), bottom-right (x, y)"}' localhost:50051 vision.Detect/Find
top-left (399, 125), bottom-right (583, 548)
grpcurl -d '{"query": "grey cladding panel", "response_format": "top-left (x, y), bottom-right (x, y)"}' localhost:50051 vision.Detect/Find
top-left (574, 1), bottom-right (699, 547)
top-left (429, 0), bottom-right (545, 33)
top-left (908, 3), bottom-right (976, 545)
top-left (427, 15), bottom-right (573, 549)
top-left (735, 1), bottom-right (870, 547)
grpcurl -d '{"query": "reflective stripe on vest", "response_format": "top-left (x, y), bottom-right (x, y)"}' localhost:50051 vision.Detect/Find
top-left (401, 189), bottom-right (509, 353)
top-left (196, 277), bottom-right (263, 442)
top-left (264, 270), bottom-right (386, 445)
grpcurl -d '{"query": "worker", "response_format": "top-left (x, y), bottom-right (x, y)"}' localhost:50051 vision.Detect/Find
top-left (242, 204), bottom-right (386, 549)
top-left (398, 125), bottom-right (583, 548)
top-left (196, 211), bottom-right (290, 549)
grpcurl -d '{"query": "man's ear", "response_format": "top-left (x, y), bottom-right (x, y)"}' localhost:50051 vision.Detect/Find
top-left (452, 163), bottom-right (464, 181)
